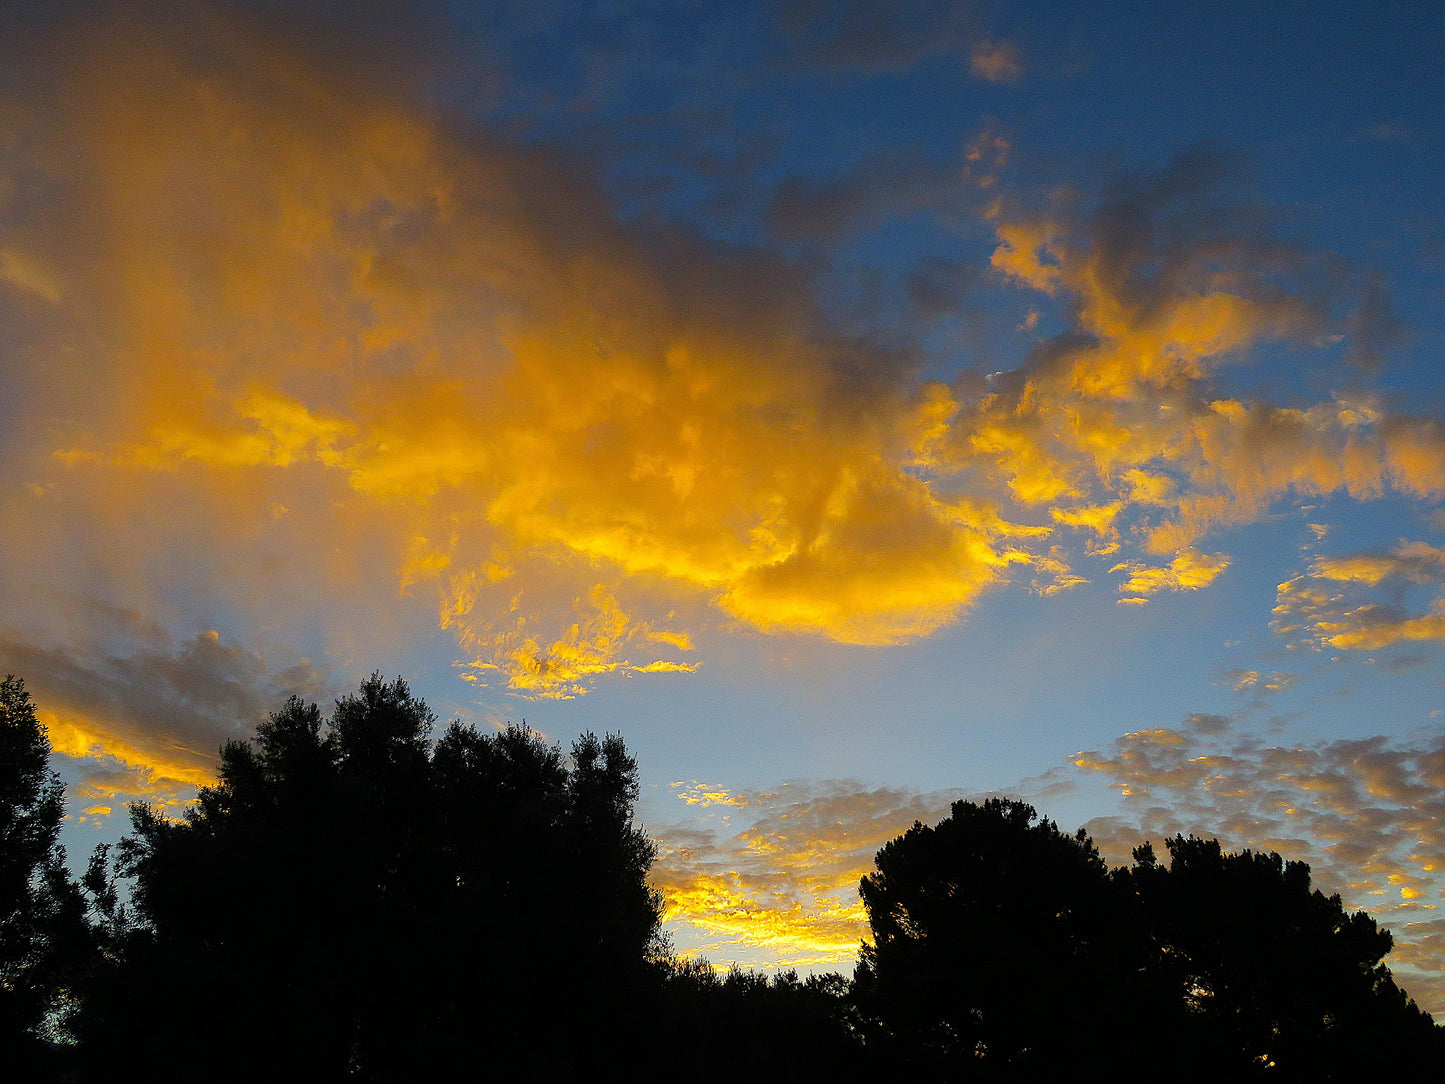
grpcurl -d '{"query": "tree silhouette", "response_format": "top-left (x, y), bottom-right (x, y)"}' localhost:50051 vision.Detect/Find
top-left (0, 675), bottom-right (90, 1065)
top-left (854, 798), bottom-right (1441, 1080)
top-left (652, 960), bottom-right (868, 1079)
top-left (85, 674), bottom-right (664, 1080)
top-left (24, 669), bottom-right (1439, 1079)
top-left (853, 798), bottom-right (1142, 1077)
top-left (1126, 835), bottom-right (1440, 1077)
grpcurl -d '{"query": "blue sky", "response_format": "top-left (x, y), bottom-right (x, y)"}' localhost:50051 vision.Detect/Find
top-left (2, 0), bottom-right (1444, 1008)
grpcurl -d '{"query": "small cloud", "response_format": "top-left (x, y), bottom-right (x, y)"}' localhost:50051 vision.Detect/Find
top-left (1112, 549), bottom-right (1230, 599)
top-left (1030, 545), bottom-right (1088, 595)
top-left (1227, 669), bottom-right (1262, 691)
top-left (1185, 712), bottom-right (1232, 736)
top-left (0, 248), bottom-right (63, 304)
top-left (1384, 651), bottom-right (1431, 673)
top-left (1226, 669), bottom-right (1300, 694)
top-left (970, 37), bottom-right (1022, 83)
top-left (672, 782), bottom-right (755, 808)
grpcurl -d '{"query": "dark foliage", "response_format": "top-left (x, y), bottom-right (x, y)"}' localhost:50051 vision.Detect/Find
top-left (79, 674), bottom-right (663, 1080)
top-left (7, 666), bottom-right (1442, 1079)
top-left (854, 798), bottom-right (1441, 1080)
top-left (0, 675), bottom-right (90, 1067)
top-left (1125, 835), bottom-right (1440, 1078)
top-left (854, 797), bottom-right (1147, 1077)
top-left (651, 959), bottom-right (869, 1079)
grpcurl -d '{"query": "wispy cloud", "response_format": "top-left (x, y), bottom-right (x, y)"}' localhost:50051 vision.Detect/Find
top-left (777, 0), bottom-right (983, 75)
top-left (969, 38), bottom-right (1022, 83)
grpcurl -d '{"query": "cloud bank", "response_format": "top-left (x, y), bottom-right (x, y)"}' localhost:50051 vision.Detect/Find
top-left (3, 4), bottom-right (1439, 718)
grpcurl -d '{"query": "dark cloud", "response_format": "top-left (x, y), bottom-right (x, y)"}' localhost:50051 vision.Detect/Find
top-left (776, 0), bottom-right (980, 74)
top-left (904, 255), bottom-right (984, 322)
top-left (765, 150), bottom-right (959, 244)
top-left (1345, 272), bottom-right (1406, 370)
top-left (1100, 139), bottom-right (1243, 207)
top-left (1184, 711), bottom-right (1233, 735)
top-left (0, 599), bottom-right (333, 803)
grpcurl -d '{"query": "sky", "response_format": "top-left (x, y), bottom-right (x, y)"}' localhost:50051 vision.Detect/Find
top-left (2, 0), bottom-right (1444, 1012)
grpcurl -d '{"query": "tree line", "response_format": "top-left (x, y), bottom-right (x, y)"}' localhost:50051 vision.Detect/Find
top-left (2, 672), bottom-right (1440, 1080)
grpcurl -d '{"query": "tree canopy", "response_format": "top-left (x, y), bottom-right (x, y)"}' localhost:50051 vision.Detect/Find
top-left (84, 674), bottom-right (663, 1079)
top-left (854, 797), bottom-right (1143, 1075)
top-left (0, 675), bottom-right (89, 1065)
top-left (855, 797), bottom-right (1440, 1080)
top-left (1126, 835), bottom-right (1436, 1077)
top-left (3, 669), bottom-right (1440, 1080)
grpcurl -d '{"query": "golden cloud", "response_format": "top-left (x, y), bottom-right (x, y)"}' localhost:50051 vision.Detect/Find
top-left (10, 6), bottom-right (1055, 702)
top-left (652, 782), bottom-right (967, 970)
top-left (1275, 540), bottom-right (1445, 651)
top-left (42, 709), bottom-right (215, 800)
top-left (672, 783), bottom-right (761, 808)
top-left (1111, 547), bottom-right (1230, 602)
top-left (0, 3), bottom-right (1440, 714)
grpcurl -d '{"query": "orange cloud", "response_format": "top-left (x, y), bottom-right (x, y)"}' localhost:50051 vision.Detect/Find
top-left (653, 781), bottom-right (968, 970)
top-left (1275, 540), bottom-right (1445, 652)
top-left (673, 783), bottom-right (761, 808)
top-left (1, 6), bottom-right (1441, 716)
top-left (1111, 548), bottom-right (1230, 602)
top-left (11, 6), bottom-right (1068, 701)
top-left (449, 585), bottom-right (699, 701)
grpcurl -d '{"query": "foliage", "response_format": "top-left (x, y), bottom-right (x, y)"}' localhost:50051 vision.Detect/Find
top-left (653, 959), bottom-right (868, 1078)
top-left (855, 797), bottom-right (1441, 1080)
top-left (84, 674), bottom-right (663, 1079)
top-left (854, 797), bottom-right (1144, 1076)
top-left (1125, 835), bottom-right (1439, 1077)
top-left (0, 674), bottom-right (90, 1061)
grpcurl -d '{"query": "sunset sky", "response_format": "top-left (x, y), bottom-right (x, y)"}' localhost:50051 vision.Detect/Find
top-left (3, 0), bottom-right (1444, 1011)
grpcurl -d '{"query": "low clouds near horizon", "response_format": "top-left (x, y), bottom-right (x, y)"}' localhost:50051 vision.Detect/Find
top-left (650, 717), bottom-right (1445, 1014)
